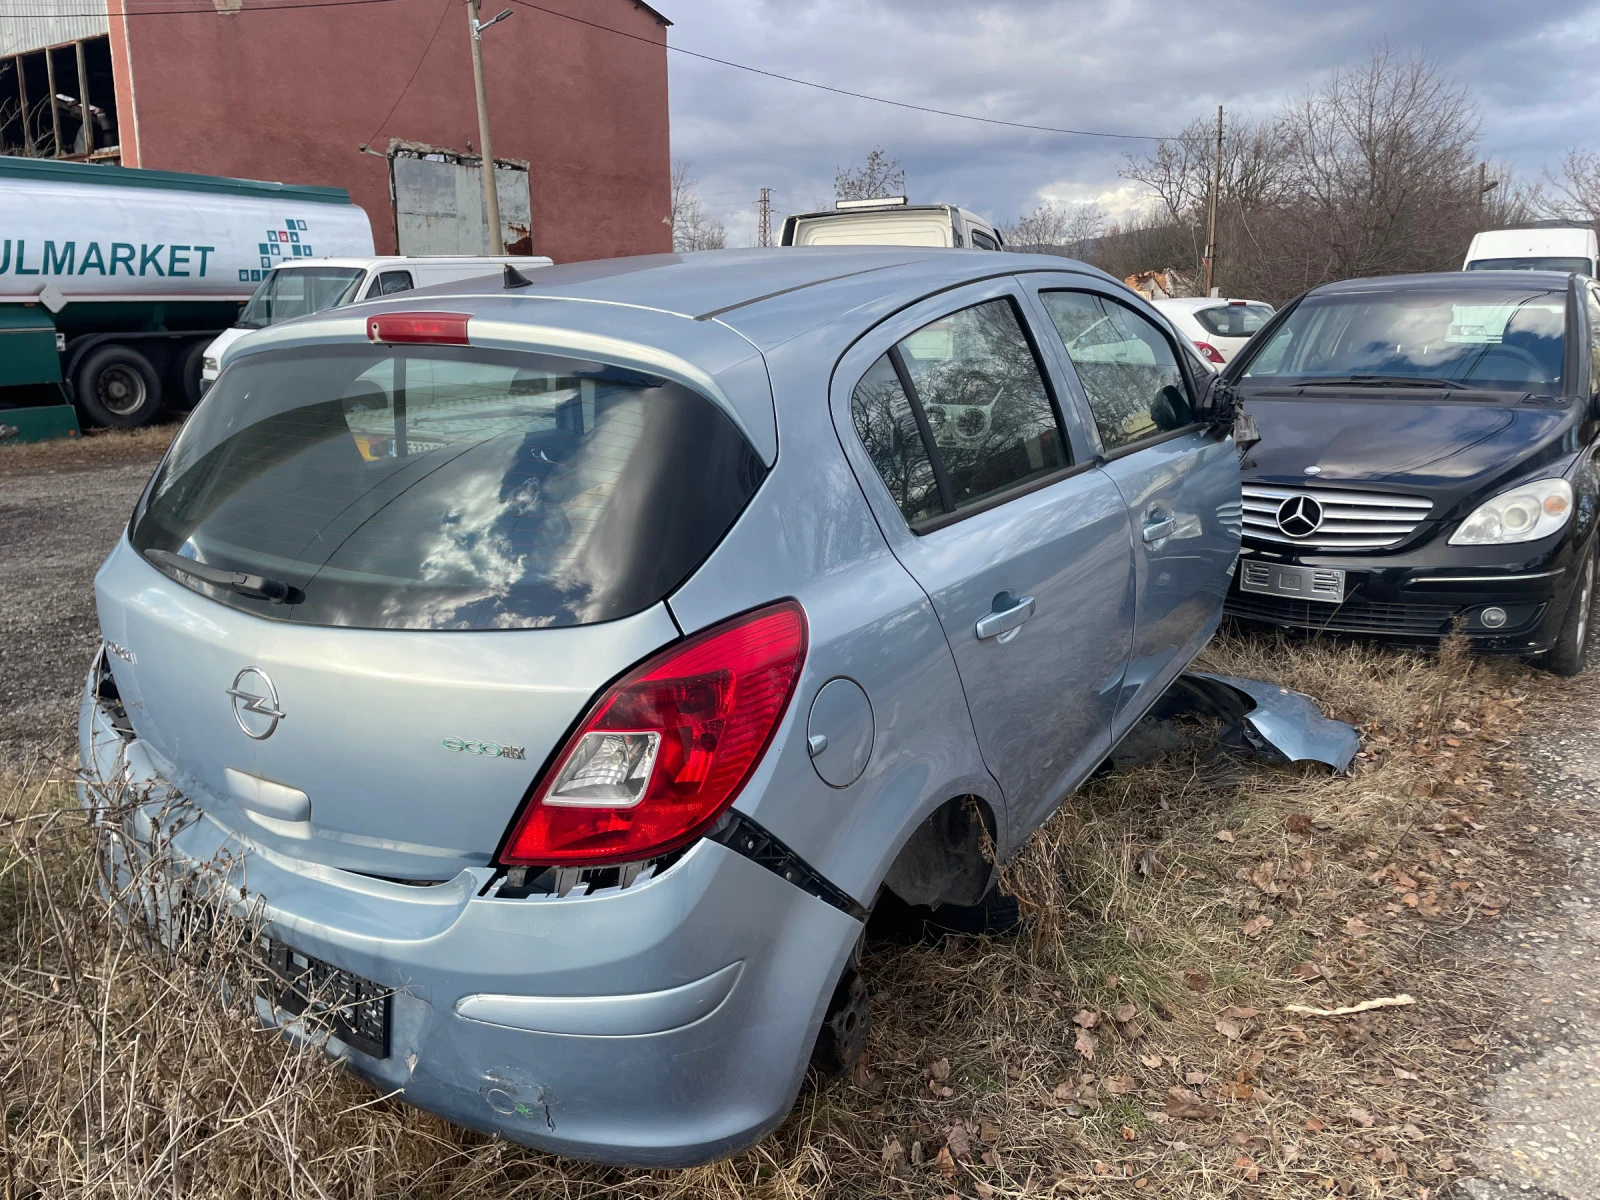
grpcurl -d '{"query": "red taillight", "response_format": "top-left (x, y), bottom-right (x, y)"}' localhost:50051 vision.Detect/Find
top-left (1194, 340), bottom-right (1226, 364)
top-left (499, 601), bottom-right (809, 867)
top-left (367, 312), bottom-right (471, 345)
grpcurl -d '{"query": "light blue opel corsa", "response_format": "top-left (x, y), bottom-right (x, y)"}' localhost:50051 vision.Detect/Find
top-left (80, 248), bottom-right (1241, 1166)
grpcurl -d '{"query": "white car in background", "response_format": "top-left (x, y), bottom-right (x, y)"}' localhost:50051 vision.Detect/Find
top-left (1154, 297), bottom-right (1275, 365)
top-left (200, 255), bottom-right (552, 392)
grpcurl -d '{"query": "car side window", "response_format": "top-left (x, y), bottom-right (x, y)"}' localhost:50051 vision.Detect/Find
top-left (849, 354), bottom-right (943, 524)
top-left (970, 229), bottom-right (999, 251)
top-left (1039, 290), bottom-right (1195, 452)
top-left (1587, 288), bottom-right (1600, 391)
top-left (850, 297), bottom-right (1069, 525)
top-left (378, 270), bottom-right (415, 296)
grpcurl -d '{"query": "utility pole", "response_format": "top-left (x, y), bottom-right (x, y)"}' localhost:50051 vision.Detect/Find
top-left (757, 187), bottom-right (772, 248)
top-left (1204, 105), bottom-right (1223, 298)
top-left (466, 0), bottom-right (513, 254)
top-left (1476, 161), bottom-right (1499, 213)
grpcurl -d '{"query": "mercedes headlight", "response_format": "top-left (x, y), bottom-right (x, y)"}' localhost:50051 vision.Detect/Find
top-left (1449, 478), bottom-right (1573, 545)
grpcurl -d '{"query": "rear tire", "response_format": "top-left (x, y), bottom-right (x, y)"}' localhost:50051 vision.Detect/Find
top-left (1536, 544), bottom-right (1596, 676)
top-left (75, 345), bottom-right (163, 429)
top-left (176, 340), bottom-right (208, 410)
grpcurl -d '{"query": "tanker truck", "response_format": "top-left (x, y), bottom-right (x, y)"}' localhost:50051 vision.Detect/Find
top-left (0, 155), bottom-right (372, 432)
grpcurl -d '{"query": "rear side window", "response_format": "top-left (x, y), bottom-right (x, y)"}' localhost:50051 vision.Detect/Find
top-left (1193, 303), bottom-right (1272, 337)
top-left (850, 298), bottom-right (1068, 525)
top-left (1040, 291), bottom-right (1193, 452)
top-left (363, 270), bottom-right (414, 299)
top-left (131, 346), bottom-right (766, 630)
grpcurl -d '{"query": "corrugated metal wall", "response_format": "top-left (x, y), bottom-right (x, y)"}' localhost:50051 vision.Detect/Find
top-left (0, 0), bottom-right (108, 58)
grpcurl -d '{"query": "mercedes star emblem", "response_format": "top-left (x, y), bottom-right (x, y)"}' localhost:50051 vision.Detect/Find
top-left (1275, 495), bottom-right (1325, 539)
top-left (227, 667), bottom-right (286, 740)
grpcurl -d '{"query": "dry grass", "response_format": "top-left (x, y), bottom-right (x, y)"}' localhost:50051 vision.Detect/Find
top-left (0, 634), bottom-right (1574, 1198)
top-left (0, 423), bottom-right (177, 470)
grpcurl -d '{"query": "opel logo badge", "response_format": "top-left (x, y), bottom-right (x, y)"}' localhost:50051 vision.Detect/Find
top-left (227, 667), bottom-right (286, 740)
top-left (1276, 495), bottom-right (1325, 539)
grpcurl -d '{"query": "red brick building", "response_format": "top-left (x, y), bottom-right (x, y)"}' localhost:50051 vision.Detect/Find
top-left (2, 0), bottom-right (672, 262)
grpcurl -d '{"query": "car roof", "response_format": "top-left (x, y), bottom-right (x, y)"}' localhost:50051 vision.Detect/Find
top-left (1154, 296), bottom-right (1268, 311)
top-left (1310, 270), bottom-right (1578, 295)
top-left (349, 247), bottom-right (1115, 341)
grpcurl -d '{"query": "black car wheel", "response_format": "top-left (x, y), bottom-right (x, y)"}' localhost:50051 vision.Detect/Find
top-left (76, 345), bottom-right (164, 429)
top-left (1536, 544), bottom-right (1597, 676)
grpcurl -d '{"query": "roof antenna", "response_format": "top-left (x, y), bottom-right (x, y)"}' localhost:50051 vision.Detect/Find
top-left (503, 263), bottom-right (534, 289)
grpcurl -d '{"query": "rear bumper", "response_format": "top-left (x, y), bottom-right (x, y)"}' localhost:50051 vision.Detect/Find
top-left (78, 657), bottom-right (862, 1168)
top-left (1225, 533), bottom-right (1584, 653)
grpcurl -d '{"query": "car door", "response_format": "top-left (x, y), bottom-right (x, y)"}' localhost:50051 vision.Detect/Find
top-left (832, 279), bottom-right (1136, 837)
top-left (1025, 281), bottom-right (1239, 735)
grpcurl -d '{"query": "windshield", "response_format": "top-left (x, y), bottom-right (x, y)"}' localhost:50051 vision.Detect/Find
top-left (1467, 256), bottom-right (1591, 276)
top-left (1238, 286), bottom-right (1568, 393)
top-left (1194, 303), bottom-right (1273, 338)
top-left (130, 345), bottom-right (765, 630)
top-left (236, 267), bottom-right (365, 329)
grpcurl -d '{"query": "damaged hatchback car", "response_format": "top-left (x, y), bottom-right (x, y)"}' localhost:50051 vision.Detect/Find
top-left (81, 248), bottom-right (1242, 1166)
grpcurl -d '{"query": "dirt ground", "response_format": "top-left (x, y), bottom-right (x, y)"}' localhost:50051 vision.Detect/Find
top-left (4, 430), bottom-right (1600, 1198)
top-left (0, 428), bottom-right (172, 767)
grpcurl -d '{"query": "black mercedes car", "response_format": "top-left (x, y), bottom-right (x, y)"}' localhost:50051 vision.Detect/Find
top-left (1222, 270), bottom-right (1600, 674)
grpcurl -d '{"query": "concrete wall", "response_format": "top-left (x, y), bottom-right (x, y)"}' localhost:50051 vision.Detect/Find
top-left (106, 0), bottom-right (672, 262)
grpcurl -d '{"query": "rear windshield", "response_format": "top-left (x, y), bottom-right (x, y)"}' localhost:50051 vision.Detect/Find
top-left (130, 345), bottom-right (766, 630)
top-left (1193, 303), bottom-right (1273, 337)
top-left (1467, 256), bottom-right (1591, 276)
top-left (1237, 286), bottom-right (1569, 393)
top-left (237, 268), bottom-right (365, 329)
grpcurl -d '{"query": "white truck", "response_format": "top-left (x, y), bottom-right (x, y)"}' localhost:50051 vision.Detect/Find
top-left (781, 197), bottom-right (1005, 250)
top-left (0, 154), bottom-right (373, 431)
top-left (200, 254), bottom-right (553, 392)
top-left (1464, 223), bottom-right (1599, 276)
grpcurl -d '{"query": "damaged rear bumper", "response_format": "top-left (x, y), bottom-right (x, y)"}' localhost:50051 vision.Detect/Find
top-left (78, 654), bottom-right (863, 1168)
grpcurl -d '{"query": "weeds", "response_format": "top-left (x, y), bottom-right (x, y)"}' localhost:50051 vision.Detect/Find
top-left (0, 634), bottom-right (1573, 1197)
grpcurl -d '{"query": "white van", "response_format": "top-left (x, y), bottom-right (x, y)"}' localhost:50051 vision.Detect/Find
top-left (200, 255), bottom-right (553, 390)
top-left (781, 197), bottom-right (1004, 250)
top-left (1463, 224), bottom-right (1598, 276)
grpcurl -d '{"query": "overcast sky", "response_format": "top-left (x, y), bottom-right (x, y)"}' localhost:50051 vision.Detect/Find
top-left (661, 0), bottom-right (1600, 245)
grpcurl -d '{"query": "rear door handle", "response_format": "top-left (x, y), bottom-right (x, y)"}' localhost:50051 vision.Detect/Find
top-left (975, 594), bottom-right (1035, 641)
top-left (1142, 516), bottom-right (1176, 544)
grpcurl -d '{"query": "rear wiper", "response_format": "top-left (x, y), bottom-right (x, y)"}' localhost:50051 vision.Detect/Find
top-left (1297, 375), bottom-right (1484, 391)
top-left (142, 549), bottom-right (297, 604)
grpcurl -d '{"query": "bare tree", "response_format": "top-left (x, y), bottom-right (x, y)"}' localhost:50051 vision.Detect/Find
top-left (1001, 201), bottom-right (1104, 255)
top-left (835, 148), bottom-right (906, 202)
top-left (1117, 48), bottom-right (1510, 302)
top-left (669, 159), bottom-right (727, 253)
top-left (1535, 149), bottom-right (1600, 226)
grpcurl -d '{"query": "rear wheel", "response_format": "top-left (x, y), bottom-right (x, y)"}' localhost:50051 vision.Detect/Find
top-left (75, 345), bottom-right (163, 429)
top-left (175, 340), bottom-right (208, 410)
top-left (1535, 545), bottom-right (1596, 676)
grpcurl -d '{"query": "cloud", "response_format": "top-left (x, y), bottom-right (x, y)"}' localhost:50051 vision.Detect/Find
top-left (663, 0), bottom-right (1600, 244)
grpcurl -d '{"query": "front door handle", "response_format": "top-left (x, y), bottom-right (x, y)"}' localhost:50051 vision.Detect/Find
top-left (975, 594), bottom-right (1035, 641)
top-left (1142, 516), bottom-right (1177, 544)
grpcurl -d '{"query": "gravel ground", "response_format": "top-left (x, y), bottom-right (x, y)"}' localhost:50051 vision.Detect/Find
top-left (0, 445), bottom-right (164, 767)
top-left (1463, 682), bottom-right (1600, 1200)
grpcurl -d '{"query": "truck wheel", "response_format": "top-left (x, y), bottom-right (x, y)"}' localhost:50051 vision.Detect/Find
top-left (76, 345), bottom-right (163, 429)
top-left (1535, 543), bottom-right (1596, 676)
top-left (177, 341), bottom-right (208, 410)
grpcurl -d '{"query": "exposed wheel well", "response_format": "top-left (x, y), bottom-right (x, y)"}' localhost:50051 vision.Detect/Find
top-left (880, 794), bottom-right (998, 909)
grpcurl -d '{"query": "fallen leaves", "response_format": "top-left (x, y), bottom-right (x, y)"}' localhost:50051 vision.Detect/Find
top-left (1165, 1086), bottom-right (1220, 1121)
top-left (1074, 1026), bottom-right (1098, 1061)
top-left (1241, 914), bottom-right (1274, 938)
top-left (925, 1058), bottom-right (955, 1098)
top-left (1182, 969), bottom-right (1211, 992)
top-left (1216, 829), bottom-right (1237, 844)
top-left (1346, 1107), bottom-right (1376, 1128)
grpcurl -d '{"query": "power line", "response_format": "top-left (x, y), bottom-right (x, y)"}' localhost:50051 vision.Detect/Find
top-left (363, 0), bottom-right (454, 147)
top-left (499, 0), bottom-right (1170, 142)
top-left (6, 0), bottom-right (408, 15)
top-left (11, 0), bottom-right (1175, 142)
